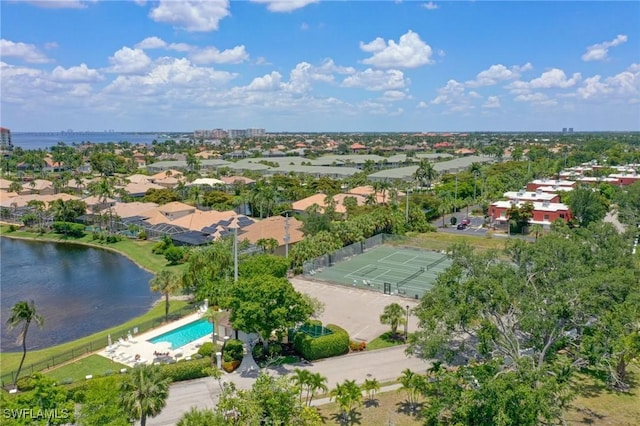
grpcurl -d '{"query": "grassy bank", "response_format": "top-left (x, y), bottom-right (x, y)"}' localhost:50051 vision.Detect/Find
top-left (0, 226), bottom-right (180, 274)
top-left (399, 231), bottom-right (509, 252)
top-left (0, 301), bottom-right (191, 380)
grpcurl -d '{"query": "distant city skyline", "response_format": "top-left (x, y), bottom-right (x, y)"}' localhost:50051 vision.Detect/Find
top-left (1, 1), bottom-right (639, 132)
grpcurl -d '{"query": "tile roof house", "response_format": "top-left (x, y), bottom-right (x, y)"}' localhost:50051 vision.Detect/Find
top-left (20, 179), bottom-right (55, 195)
top-left (291, 193), bottom-right (366, 215)
top-left (239, 215), bottom-right (305, 256)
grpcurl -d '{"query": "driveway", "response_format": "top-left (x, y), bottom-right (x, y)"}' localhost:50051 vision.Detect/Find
top-left (149, 346), bottom-right (430, 425)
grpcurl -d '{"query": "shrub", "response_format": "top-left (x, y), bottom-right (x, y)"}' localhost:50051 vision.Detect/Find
top-left (268, 343), bottom-right (282, 356)
top-left (8, 224), bottom-right (18, 232)
top-left (52, 221), bottom-right (85, 237)
top-left (223, 339), bottom-right (244, 362)
top-left (252, 344), bottom-right (265, 360)
top-left (164, 246), bottom-right (184, 265)
top-left (349, 340), bottom-right (367, 352)
top-left (222, 360), bottom-right (241, 373)
top-left (198, 341), bottom-right (222, 358)
top-left (138, 230), bottom-right (148, 240)
top-left (160, 358), bottom-right (210, 382)
top-left (293, 323), bottom-right (349, 361)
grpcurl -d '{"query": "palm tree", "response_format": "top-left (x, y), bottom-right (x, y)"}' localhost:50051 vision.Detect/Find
top-left (119, 364), bottom-right (171, 426)
top-left (307, 372), bottom-right (328, 406)
top-left (290, 368), bottom-right (312, 404)
top-left (413, 159), bottom-right (437, 189)
top-left (149, 270), bottom-right (181, 322)
top-left (398, 368), bottom-right (425, 412)
top-left (379, 303), bottom-right (407, 339)
top-left (7, 300), bottom-right (44, 387)
top-left (330, 379), bottom-right (362, 422)
top-left (530, 223), bottom-right (544, 241)
top-left (362, 378), bottom-right (380, 404)
top-left (202, 308), bottom-right (223, 366)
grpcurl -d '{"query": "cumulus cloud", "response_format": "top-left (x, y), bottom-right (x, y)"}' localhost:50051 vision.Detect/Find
top-left (0, 39), bottom-right (51, 63)
top-left (380, 90), bottom-right (408, 102)
top-left (51, 63), bottom-right (102, 83)
top-left (582, 34), bottom-right (628, 62)
top-left (506, 68), bottom-right (581, 94)
top-left (577, 64), bottom-right (640, 100)
top-left (482, 96), bottom-right (500, 109)
top-left (431, 79), bottom-right (465, 105)
top-left (250, 0), bottom-right (319, 12)
top-left (106, 47), bottom-right (152, 74)
top-left (280, 60), bottom-right (354, 93)
top-left (417, 101), bottom-right (428, 109)
top-left (422, 2), bottom-right (439, 10)
top-left (514, 92), bottom-right (557, 106)
top-left (135, 37), bottom-right (191, 52)
top-left (247, 72), bottom-right (282, 91)
top-left (149, 0), bottom-right (230, 32)
top-left (342, 69), bottom-right (408, 91)
top-left (466, 63), bottom-right (532, 87)
top-left (190, 45), bottom-right (249, 64)
top-left (360, 30), bottom-right (434, 68)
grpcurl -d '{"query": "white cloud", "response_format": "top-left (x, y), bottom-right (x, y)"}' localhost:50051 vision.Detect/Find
top-left (577, 64), bottom-right (640, 100)
top-left (482, 96), bottom-right (500, 109)
top-left (417, 101), bottom-right (428, 109)
top-left (342, 69), bottom-right (408, 91)
top-left (422, 2), bottom-right (439, 10)
top-left (582, 34), bottom-right (628, 62)
top-left (51, 63), bottom-right (102, 83)
top-left (466, 63), bottom-right (532, 87)
top-left (247, 72), bottom-right (282, 91)
top-left (149, 0), bottom-right (230, 32)
top-left (360, 30), bottom-right (434, 68)
top-left (300, 22), bottom-right (309, 31)
top-left (431, 79), bottom-right (465, 105)
top-left (250, 0), bottom-right (319, 12)
top-left (190, 45), bottom-right (249, 64)
top-left (20, 1), bottom-right (90, 9)
top-left (514, 92), bottom-right (557, 106)
top-left (380, 90), bottom-right (408, 102)
top-left (106, 47), bottom-right (152, 74)
top-left (529, 68), bottom-right (581, 89)
top-left (44, 42), bottom-right (59, 50)
top-left (135, 37), bottom-right (167, 50)
top-left (279, 60), bottom-right (354, 93)
top-left (0, 39), bottom-right (51, 63)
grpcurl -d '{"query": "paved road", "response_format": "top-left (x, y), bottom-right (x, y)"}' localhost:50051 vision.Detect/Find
top-left (149, 345), bottom-right (430, 425)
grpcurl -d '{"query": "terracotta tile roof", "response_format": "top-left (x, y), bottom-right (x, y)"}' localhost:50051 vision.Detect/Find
top-left (99, 202), bottom-right (158, 218)
top-left (0, 193), bottom-right (79, 208)
top-left (158, 202), bottom-right (196, 214)
top-left (220, 176), bottom-right (256, 185)
top-left (238, 215), bottom-right (305, 246)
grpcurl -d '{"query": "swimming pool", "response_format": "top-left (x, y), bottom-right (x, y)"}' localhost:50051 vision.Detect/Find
top-left (147, 319), bottom-right (213, 349)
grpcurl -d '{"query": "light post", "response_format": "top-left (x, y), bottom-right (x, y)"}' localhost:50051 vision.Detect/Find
top-left (473, 171), bottom-right (478, 203)
top-left (404, 305), bottom-right (410, 341)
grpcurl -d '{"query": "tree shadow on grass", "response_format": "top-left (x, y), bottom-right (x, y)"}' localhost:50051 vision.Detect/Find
top-left (330, 410), bottom-right (362, 426)
top-left (363, 398), bottom-right (379, 408)
top-left (395, 400), bottom-right (425, 417)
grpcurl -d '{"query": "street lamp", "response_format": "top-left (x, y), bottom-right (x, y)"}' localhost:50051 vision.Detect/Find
top-left (404, 305), bottom-right (410, 341)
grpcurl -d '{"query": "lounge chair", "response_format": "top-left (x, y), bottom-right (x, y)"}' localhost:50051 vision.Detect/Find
top-left (118, 337), bottom-right (130, 347)
top-left (127, 333), bottom-right (138, 344)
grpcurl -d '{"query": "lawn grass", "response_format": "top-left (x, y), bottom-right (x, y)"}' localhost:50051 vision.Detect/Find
top-left (367, 331), bottom-right (406, 351)
top-left (564, 368), bottom-right (640, 425)
top-left (43, 355), bottom-right (128, 383)
top-left (398, 231), bottom-right (509, 253)
top-left (0, 300), bottom-right (191, 380)
top-left (316, 389), bottom-right (423, 426)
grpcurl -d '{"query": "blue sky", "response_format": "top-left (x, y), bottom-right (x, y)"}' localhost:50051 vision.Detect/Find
top-left (1, 0), bottom-right (639, 132)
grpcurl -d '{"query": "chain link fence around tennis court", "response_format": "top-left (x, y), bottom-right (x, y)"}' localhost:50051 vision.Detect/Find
top-left (303, 233), bottom-right (406, 275)
top-left (0, 304), bottom-right (196, 387)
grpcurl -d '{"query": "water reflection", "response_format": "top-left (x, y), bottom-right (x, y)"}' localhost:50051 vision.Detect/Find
top-left (0, 238), bottom-right (156, 352)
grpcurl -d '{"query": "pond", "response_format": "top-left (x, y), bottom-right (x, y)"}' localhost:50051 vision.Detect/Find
top-left (0, 238), bottom-right (157, 352)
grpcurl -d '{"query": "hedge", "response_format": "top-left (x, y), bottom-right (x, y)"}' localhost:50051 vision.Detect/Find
top-left (198, 341), bottom-right (222, 358)
top-left (160, 358), bottom-right (211, 382)
top-left (293, 323), bottom-right (349, 361)
top-left (223, 339), bottom-right (244, 363)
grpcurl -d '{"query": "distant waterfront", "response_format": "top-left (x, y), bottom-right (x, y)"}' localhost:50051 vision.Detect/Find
top-left (10, 132), bottom-right (182, 150)
top-left (0, 238), bottom-right (155, 352)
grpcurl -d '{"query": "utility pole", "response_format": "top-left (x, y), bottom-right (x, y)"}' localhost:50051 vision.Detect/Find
top-left (284, 212), bottom-right (290, 258)
top-left (233, 226), bottom-right (238, 282)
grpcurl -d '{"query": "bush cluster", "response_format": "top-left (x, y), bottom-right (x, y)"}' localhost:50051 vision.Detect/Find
top-left (223, 339), bottom-right (244, 363)
top-left (349, 340), bottom-right (367, 352)
top-left (293, 323), bottom-right (349, 361)
top-left (160, 358), bottom-right (210, 382)
top-left (198, 341), bottom-right (222, 358)
top-left (52, 221), bottom-right (85, 237)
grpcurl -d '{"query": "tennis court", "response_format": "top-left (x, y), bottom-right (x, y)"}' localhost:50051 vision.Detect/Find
top-left (308, 245), bottom-right (451, 299)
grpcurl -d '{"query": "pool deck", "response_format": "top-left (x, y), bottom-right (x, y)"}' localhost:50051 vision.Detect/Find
top-left (97, 312), bottom-right (214, 368)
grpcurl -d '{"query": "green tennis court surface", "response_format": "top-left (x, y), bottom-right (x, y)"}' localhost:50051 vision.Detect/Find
top-left (306, 245), bottom-right (451, 299)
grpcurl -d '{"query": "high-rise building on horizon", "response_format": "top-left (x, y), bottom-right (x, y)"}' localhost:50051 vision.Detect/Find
top-left (0, 127), bottom-right (13, 152)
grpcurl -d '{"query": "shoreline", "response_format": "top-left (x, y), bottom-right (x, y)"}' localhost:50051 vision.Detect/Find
top-left (0, 231), bottom-right (168, 359)
top-left (0, 231), bottom-right (158, 275)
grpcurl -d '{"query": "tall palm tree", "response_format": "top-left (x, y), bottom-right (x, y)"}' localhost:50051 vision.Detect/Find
top-left (306, 372), bottom-right (328, 406)
top-left (7, 300), bottom-right (44, 387)
top-left (413, 159), bottom-right (437, 189)
top-left (379, 303), bottom-right (407, 339)
top-left (290, 368), bottom-right (312, 403)
top-left (149, 270), bottom-right (181, 322)
top-left (362, 378), bottom-right (380, 404)
top-left (119, 364), bottom-right (170, 426)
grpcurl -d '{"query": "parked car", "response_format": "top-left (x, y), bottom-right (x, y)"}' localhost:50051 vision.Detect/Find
top-left (456, 223), bottom-right (467, 230)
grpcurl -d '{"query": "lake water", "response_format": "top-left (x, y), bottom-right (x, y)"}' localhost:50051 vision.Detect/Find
top-left (10, 132), bottom-right (179, 150)
top-left (0, 238), bottom-right (156, 352)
